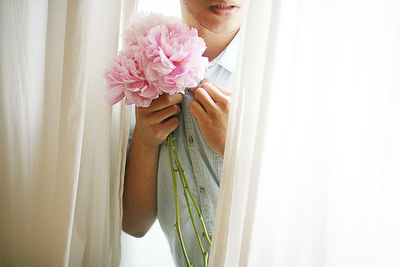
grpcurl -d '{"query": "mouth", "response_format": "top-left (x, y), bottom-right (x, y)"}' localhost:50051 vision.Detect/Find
top-left (209, 3), bottom-right (240, 16)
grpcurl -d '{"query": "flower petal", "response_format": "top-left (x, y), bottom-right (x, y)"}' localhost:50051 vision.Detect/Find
top-left (104, 85), bottom-right (125, 105)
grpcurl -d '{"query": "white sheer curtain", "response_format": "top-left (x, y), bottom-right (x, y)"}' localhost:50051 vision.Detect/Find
top-left (211, 0), bottom-right (400, 266)
top-left (0, 0), bottom-right (135, 266)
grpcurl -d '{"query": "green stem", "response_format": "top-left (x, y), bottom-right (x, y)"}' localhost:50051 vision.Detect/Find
top-left (167, 135), bottom-right (192, 267)
top-left (204, 252), bottom-right (209, 267)
top-left (181, 177), bottom-right (207, 257)
top-left (174, 149), bottom-right (206, 261)
top-left (170, 137), bottom-right (212, 247)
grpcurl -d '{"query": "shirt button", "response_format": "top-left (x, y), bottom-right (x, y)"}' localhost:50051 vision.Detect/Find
top-left (188, 135), bottom-right (194, 144)
top-left (199, 187), bottom-right (206, 194)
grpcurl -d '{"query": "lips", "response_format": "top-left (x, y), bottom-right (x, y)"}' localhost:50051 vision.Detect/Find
top-left (209, 3), bottom-right (240, 16)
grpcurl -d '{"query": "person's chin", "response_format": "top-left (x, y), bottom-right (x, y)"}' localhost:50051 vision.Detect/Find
top-left (202, 20), bottom-right (240, 34)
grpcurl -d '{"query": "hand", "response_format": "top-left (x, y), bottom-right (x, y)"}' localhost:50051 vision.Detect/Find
top-left (190, 80), bottom-right (231, 156)
top-left (133, 94), bottom-right (183, 148)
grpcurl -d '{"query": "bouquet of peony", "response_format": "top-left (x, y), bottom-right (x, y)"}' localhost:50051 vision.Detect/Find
top-left (104, 12), bottom-right (211, 267)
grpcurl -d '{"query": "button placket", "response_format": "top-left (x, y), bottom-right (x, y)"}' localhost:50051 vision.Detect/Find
top-left (182, 95), bottom-right (212, 228)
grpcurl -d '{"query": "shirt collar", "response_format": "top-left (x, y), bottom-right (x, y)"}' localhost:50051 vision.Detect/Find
top-left (207, 31), bottom-right (240, 73)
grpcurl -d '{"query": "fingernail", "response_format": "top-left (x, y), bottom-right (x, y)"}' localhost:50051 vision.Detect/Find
top-left (203, 81), bottom-right (212, 87)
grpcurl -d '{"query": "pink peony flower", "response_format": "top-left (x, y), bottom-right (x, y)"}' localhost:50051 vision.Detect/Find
top-left (104, 46), bottom-right (159, 107)
top-left (123, 12), bottom-right (181, 47)
top-left (104, 12), bottom-right (209, 107)
top-left (138, 23), bottom-right (208, 95)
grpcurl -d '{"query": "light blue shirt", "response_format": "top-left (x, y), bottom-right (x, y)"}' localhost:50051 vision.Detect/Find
top-left (129, 33), bottom-right (239, 267)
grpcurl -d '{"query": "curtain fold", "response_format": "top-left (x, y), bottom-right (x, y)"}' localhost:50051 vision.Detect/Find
top-left (0, 0), bottom-right (134, 266)
top-left (210, 0), bottom-right (400, 266)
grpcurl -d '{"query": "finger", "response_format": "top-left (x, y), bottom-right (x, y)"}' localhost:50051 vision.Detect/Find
top-left (144, 94), bottom-right (183, 113)
top-left (200, 81), bottom-right (229, 103)
top-left (198, 79), bottom-right (231, 96)
top-left (149, 104), bottom-right (180, 124)
top-left (190, 100), bottom-right (207, 121)
top-left (152, 116), bottom-right (179, 143)
top-left (161, 117), bottom-right (180, 135)
top-left (210, 82), bottom-right (231, 96)
top-left (193, 87), bottom-right (217, 113)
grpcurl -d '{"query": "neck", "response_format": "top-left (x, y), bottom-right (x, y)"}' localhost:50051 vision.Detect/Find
top-left (196, 27), bottom-right (238, 62)
top-left (181, 10), bottom-right (239, 62)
